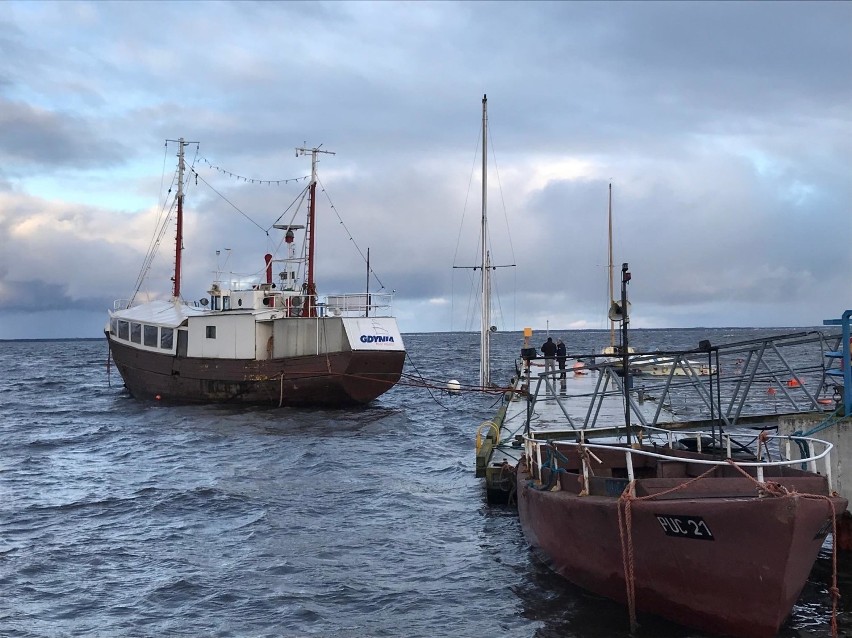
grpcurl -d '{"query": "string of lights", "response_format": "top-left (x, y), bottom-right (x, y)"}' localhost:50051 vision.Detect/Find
top-left (198, 156), bottom-right (309, 185)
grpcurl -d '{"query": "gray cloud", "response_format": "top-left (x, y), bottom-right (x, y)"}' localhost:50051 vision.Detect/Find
top-left (0, 0), bottom-right (849, 338)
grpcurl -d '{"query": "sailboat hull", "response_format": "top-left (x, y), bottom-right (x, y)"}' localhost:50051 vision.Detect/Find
top-left (107, 336), bottom-right (404, 406)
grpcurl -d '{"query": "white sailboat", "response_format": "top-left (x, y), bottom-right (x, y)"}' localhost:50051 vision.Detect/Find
top-left (598, 184), bottom-right (714, 377)
top-left (454, 95), bottom-right (514, 389)
top-left (479, 95), bottom-right (492, 388)
top-left (601, 183), bottom-right (634, 362)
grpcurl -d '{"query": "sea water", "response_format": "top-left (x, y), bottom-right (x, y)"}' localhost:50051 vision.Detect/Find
top-left (0, 329), bottom-right (848, 637)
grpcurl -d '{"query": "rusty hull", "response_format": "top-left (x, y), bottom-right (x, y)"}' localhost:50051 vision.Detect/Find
top-left (517, 450), bottom-right (847, 638)
top-left (107, 336), bottom-right (404, 406)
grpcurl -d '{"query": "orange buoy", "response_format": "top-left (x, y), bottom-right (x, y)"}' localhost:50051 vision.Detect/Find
top-left (787, 378), bottom-right (800, 388)
top-left (768, 387), bottom-right (777, 396)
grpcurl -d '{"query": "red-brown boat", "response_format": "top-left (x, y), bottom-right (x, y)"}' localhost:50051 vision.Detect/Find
top-left (106, 139), bottom-right (404, 407)
top-left (517, 431), bottom-right (846, 637)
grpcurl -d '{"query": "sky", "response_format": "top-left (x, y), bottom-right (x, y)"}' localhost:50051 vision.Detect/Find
top-left (1, 1), bottom-right (850, 339)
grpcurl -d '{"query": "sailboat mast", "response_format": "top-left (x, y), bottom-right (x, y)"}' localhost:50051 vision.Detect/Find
top-left (608, 183), bottom-right (614, 348)
top-left (173, 137), bottom-right (185, 300)
top-left (480, 94), bottom-right (490, 388)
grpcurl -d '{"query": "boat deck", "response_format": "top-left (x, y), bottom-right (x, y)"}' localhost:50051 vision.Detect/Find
top-left (477, 328), bottom-right (844, 503)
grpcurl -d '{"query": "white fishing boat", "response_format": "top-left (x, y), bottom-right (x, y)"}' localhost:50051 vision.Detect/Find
top-left (106, 139), bottom-right (405, 407)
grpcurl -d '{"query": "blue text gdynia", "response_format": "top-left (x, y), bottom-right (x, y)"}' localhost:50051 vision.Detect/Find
top-left (360, 335), bottom-right (395, 343)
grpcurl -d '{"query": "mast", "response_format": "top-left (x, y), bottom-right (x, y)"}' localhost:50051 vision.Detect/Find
top-left (366, 247), bottom-right (370, 318)
top-left (620, 262), bottom-right (632, 444)
top-left (480, 94), bottom-right (490, 388)
top-left (296, 145), bottom-right (335, 317)
top-left (170, 137), bottom-right (190, 300)
top-left (608, 183), bottom-right (614, 349)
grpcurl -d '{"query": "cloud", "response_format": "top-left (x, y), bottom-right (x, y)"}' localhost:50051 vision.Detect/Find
top-left (0, 1), bottom-right (849, 338)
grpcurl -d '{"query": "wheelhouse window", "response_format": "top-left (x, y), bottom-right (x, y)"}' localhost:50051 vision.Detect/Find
top-left (143, 325), bottom-right (158, 347)
top-left (130, 322), bottom-right (142, 344)
top-left (118, 320), bottom-right (129, 340)
top-left (206, 326), bottom-right (217, 339)
top-left (160, 327), bottom-right (174, 350)
top-left (110, 318), bottom-right (118, 335)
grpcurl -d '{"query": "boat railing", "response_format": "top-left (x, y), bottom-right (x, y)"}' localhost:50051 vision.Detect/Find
top-left (513, 329), bottom-right (844, 430)
top-left (523, 429), bottom-right (836, 491)
top-left (113, 299), bottom-right (132, 311)
top-left (324, 293), bottom-right (394, 317)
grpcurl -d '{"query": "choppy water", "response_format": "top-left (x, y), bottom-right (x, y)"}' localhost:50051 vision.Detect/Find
top-left (1, 328), bottom-right (850, 637)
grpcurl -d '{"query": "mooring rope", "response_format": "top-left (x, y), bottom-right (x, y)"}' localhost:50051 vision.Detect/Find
top-left (616, 459), bottom-right (842, 637)
top-left (724, 460), bottom-right (841, 637)
top-left (616, 464), bottom-right (728, 634)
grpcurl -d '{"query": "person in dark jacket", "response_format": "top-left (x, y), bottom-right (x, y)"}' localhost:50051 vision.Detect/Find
top-left (541, 337), bottom-right (557, 379)
top-left (556, 338), bottom-right (567, 382)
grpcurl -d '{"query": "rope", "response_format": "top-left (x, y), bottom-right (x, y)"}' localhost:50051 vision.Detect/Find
top-left (723, 460), bottom-right (841, 636)
top-left (576, 444), bottom-right (597, 497)
top-left (402, 352), bottom-right (449, 409)
top-left (535, 444), bottom-right (566, 491)
top-left (616, 464), bottom-right (720, 633)
top-left (617, 459), bottom-right (842, 637)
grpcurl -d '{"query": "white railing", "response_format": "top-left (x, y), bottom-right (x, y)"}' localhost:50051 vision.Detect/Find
top-left (524, 428), bottom-right (836, 491)
top-left (324, 293), bottom-right (394, 317)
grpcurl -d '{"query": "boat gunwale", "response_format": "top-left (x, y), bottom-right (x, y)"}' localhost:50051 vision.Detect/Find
top-left (523, 429), bottom-right (835, 474)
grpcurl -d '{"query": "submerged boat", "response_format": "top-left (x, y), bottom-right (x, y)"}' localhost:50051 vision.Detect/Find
top-left (629, 353), bottom-right (716, 377)
top-left (106, 139), bottom-right (405, 407)
top-left (514, 264), bottom-right (846, 637)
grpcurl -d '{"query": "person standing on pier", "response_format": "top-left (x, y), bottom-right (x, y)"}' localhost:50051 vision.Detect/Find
top-left (541, 337), bottom-right (557, 382)
top-left (556, 338), bottom-right (567, 386)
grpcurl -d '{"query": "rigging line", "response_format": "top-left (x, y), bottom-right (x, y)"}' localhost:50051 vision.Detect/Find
top-left (486, 125), bottom-right (517, 264)
top-left (158, 141), bottom-right (169, 212)
top-left (450, 122), bottom-right (483, 268)
top-left (197, 155), bottom-right (309, 186)
top-left (269, 183), bottom-right (310, 230)
top-left (132, 196), bottom-right (177, 303)
top-left (271, 185), bottom-right (310, 283)
top-left (464, 267), bottom-right (480, 333)
top-left (131, 142), bottom-right (202, 303)
top-left (137, 154), bottom-right (202, 302)
top-left (131, 172), bottom-right (179, 302)
top-left (316, 176), bottom-right (387, 290)
top-left (450, 116), bottom-right (486, 331)
top-left (404, 352), bottom-right (449, 410)
top-left (190, 167), bottom-right (267, 233)
top-left (133, 149), bottom-right (178, 300)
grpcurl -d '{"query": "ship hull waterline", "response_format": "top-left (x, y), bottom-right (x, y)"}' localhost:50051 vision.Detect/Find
top-left (107, 335), bottom-right (405, 407)
top-left (517, 469), bottom-right (845, 638)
